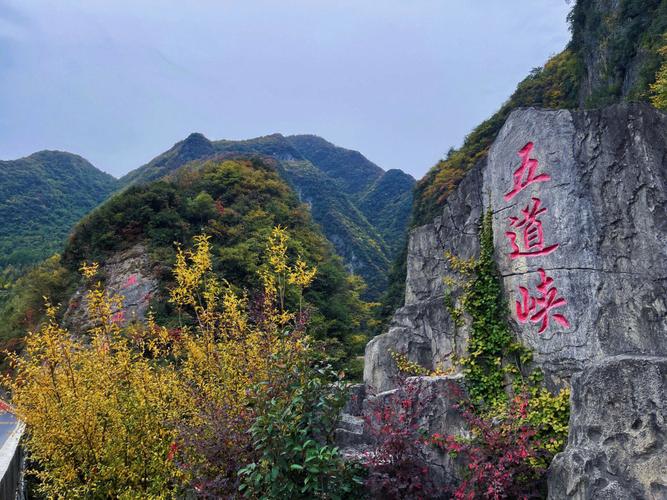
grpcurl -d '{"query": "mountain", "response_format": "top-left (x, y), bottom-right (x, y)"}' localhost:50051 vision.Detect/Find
top-left (283, 134), bottom-right (384, 196)
top-left (385, 0), bottom-right (667, 324)
top-left (0, 151), bottom-right (117, 274)
top-left (1, 157), bottom-right (373, 375)
top-left (285, 135), bottom-right (415, 257)
top-left (273, 158), bottom-right (390, 295)
top-left (412, 0), bottom-right (667, 227)
top-left (356, 168), bottom-right (415, 257)
top-left (119, 133), bottom-right (415, 298)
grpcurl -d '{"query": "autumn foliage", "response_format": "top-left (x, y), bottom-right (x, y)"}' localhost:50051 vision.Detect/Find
top-left (432, 395), bottom-right (549, 500)
top-left (362, 377), bottom-right (437, 499)
top-left (3, 271), bottom-right (182, 497)
top-left (3, 227), bottom-right (332, 498)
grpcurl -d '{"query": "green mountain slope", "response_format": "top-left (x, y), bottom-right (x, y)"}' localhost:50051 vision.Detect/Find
top-left (275, 159), bottom-right (390, 295)
top-left (119, 132), bottom-right (216, 187)
top-left (357, 168), bottom-right (415, 257)
top-left (413, 0), bottom-right (667, 227)
top-left (0, 151), bottom-right (117, 273)
top-left (285, 135), bottom-right (415, 257)
top-left (284, 134), bottom-right (384, 196)
top-left (2, 158), bottom-right (372, 374)
top-left (119, 133), bottom-right (415, 298)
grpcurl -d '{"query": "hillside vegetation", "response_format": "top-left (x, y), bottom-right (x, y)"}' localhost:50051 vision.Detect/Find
top-left (119, 133), bottom-right (414, 298)
top-left (413, 0), bottom-right (667, 227)
top-left (1, 158), bottom-right (373, 375)
top-left (0, 151), bottom-right (117, 275)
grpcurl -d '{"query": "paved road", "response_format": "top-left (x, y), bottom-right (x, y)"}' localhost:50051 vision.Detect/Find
top-left (0, 412), bottom-right (17, 449)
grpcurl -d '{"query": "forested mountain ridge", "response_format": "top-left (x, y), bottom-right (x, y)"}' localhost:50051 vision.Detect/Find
top-left (0, 150), bottom-right (117, 275)
top-left (1, 157), bottom-right (373, 375)
top-left (118, 132), bottom-right (415, 298)
top-left (284, 134), bottom-right (384, 196)
top-left (413, 0), bottom-right (667, 227)
top-left (357, 168), bottom-right (415, 257)
top-left (285, 135), bottom-right (415, 258)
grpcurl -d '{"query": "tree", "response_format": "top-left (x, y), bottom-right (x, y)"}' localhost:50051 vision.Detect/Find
top-left (650, 36), bottom-right (667, 109)
top-left (5, 227), bottom-right (331, 498)
top-left (4, 267), bottom-right (183, 498)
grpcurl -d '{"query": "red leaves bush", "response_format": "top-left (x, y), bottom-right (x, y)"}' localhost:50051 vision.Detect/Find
top-left (432, 394), bottom-right (549, 500)
top-left (362, 378), bottom-right (437, 500)
top-left (362, 379), bottom-right (550, 500)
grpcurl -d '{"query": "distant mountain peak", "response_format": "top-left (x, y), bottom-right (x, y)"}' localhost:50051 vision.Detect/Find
top-left (285, 135), bottom-right (385, 195)
top-left (0, 150), bottom-right (118, 271)
top-left (118, 132), bottom-right (415, 298)
top-left (180, 132), bottom-right (214, 158)
top-left (29, 149), bottom-right (82, 158)
top-left (183, 131), bottom-right (210, 141)
top-left (7, 149), bottom-right (88, 166)
top-left (384, 168), bottom-right (413, 177)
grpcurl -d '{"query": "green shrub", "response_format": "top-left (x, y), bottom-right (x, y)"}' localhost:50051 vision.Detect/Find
top-left (239, 362), bottom-right (364, 499)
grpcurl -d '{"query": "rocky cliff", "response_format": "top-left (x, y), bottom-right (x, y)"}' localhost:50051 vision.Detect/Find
top-left (63, 244), bottom-right (158, 332)
top-left (354, 102), bottom-right (667, 498)
top-left (569, 0), bottom-right (667, 106)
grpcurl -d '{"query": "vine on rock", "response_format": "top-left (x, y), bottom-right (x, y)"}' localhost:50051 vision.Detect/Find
top-left (389, 208), bottom-right (571, 497)
top-left (445, 208), bottom-right (570, 491)
top-left (456, 208), bottom-right (517, 409)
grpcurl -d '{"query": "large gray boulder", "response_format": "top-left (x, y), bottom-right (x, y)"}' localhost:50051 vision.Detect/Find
top-left (548, 356), bottom-right (667, 499)
top-left (485, 104), bottom-right (667, 386)
top-left (367, 103), bottom-right (667, 393)
top-left (359, 103), bottom-right (667, 496)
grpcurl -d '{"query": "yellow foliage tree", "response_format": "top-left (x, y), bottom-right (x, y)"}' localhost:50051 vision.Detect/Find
top-left (651, 36), bottom-right (667, 110)
top-left (3, 273), bottom-right (183, 498)
top-left (168, 227), bottom-right (316, 414)
top-left (5, 226), bottom-right (318, 498)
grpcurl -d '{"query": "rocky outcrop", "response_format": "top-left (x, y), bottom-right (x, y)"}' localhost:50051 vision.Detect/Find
top-left (364, 160), bottom-right (484, 393)
top-left (570, 0), bottom-right (665, 106)
top-left (367, 102), bottom-right (667, 392)
top-left (485, 104), bottom-right (667, 386)
top-left (354, 103), bottom-right (667, 497)
top-left (64, 244), bottom-right (158, 332)
top-left (548, 356), bottom-right (667, 499)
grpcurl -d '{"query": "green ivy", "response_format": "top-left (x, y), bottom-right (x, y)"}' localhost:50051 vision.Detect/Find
top-left (459, 209), bottom-right (514, 409)
top-left (453, 208), bottom-right (570, 457)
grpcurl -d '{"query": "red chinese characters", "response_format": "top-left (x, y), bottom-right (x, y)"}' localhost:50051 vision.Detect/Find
top-left (505, 142), bottom-right (569, 334)
top-left (505, 197), bottom-right (559, 259)
top-left (504, 142), bottom-right (551, 202)
top-left (124, 274), bottom-right (138, 288)
top-left (516, 269), bottom-right (570, 334)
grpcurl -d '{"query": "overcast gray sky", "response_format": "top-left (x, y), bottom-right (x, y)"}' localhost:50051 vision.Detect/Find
top-left (0, 1), bottom-right (571, 179)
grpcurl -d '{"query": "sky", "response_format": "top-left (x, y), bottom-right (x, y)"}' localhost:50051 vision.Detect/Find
top-left (0, 1), bottom-right (572, 179)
